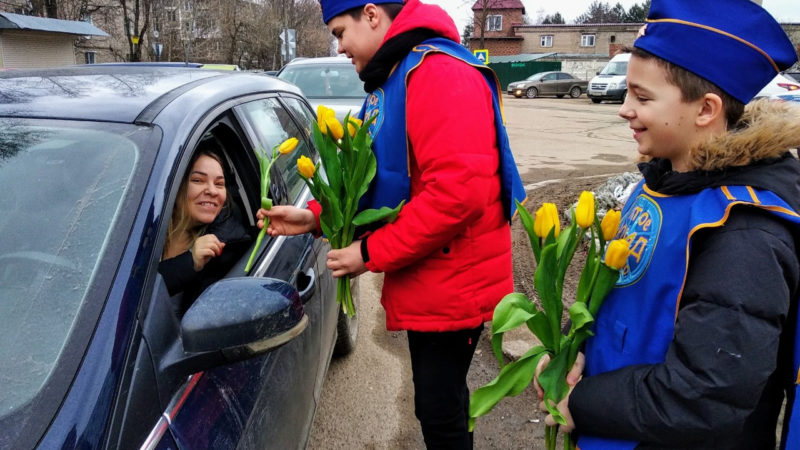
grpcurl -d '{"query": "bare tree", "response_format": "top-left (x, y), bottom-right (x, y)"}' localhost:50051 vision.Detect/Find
top-left (119, 0), bottom-right (151, 61)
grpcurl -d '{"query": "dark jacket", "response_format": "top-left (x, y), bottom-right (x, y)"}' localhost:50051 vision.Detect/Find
top-left (158, 206), bottom-right (252, 313)
top-left (570, 101), bottom-right (800, 449)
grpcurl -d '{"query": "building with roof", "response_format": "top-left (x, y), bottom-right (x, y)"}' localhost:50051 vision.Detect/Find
top-left (0, 12), bottom-right (108, 69)
top-left (467, 1), bottom-right (800, 82)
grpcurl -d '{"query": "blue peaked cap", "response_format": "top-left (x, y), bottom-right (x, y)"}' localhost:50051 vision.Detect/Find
top-left (320, 0), bottom-right (404, 24)
top-left (634, 0), bottom-right (798, 103)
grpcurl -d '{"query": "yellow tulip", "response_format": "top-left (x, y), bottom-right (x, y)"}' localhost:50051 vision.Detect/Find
top-left (601, 210), bottom-right (621, 241)
top-left (277, 137), bottom-right (298, 154)
top-left (325, 115), bottom-right (344, 140)
top-left (534, 203), bottom-right (560, 238)
top-left (575, 191), bottom-right (595, 229)
top-left (317, 105), bottom-right (334, 135)
top-left (347, 117), bottom-right (362, 137)
top-left (297, 155), bottom-right (315, 179)
top-left (604, 239), bottom-right (630, 270)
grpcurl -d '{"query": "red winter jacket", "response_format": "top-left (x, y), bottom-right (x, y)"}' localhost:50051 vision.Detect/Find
top-left (360, 0), bottom-right (514, 332)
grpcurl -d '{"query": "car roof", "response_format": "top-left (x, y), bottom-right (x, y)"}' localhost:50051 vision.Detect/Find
top-left (283, 56), bottom-right (354, 67)
top-left (0, 66), bottom-right (302, 123)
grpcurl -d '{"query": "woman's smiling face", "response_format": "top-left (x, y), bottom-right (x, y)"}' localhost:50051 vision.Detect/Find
top-left (185, 154), bottom-right (226, 227)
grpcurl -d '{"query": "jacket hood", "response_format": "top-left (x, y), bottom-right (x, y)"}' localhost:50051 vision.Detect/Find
top-left (690, 99), bottom-right (800, 171)
top-left (383, 0), bottom-right (460, 44)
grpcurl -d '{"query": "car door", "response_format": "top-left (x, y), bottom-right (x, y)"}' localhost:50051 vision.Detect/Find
top-left (129, 95), bottom-right (326, 450)
top-left (556, 72), bottom-right (575, 95)
top-left (540, 72), bottom-right (558, 96)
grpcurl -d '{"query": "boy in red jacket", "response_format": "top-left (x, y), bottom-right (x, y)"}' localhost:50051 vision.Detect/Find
top-left (258, 1), bottom-right (525, 447)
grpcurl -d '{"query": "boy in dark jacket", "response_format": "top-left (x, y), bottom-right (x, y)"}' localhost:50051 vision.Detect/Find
top-left (537, 1), bottom-right (800, 449)
top-left (259, 1), bottom-right (525, 447)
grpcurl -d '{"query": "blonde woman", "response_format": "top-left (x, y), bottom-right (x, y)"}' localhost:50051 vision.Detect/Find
top-left (159, 145), bottom-right (251, 312)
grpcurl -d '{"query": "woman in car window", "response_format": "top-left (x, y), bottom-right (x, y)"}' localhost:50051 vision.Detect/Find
top-left (158, 142), bottom-right (252, 313)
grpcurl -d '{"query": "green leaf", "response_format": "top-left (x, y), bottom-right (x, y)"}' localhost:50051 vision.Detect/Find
top-left (525, 311), bottom-right (554, 351)
top-left (489, 292), bottom-right (539, 366)
top-left (491, 293), bottom-right (538, 334)
top-left (352, 200), bottom-right (405, 226)
top-left (567, 302), bottom-right (594, 336)
top-left (534, 242), bottom-right (562, 350)
top-left (537, 348), bottom-right (572, 425)
top-left (468, 346), bottom-right (548, 431)
top-left (515, 199), bottom-right (541, 263)
top-left (576, 249), bottom-right (598, 305)
top-left (313, 122), bottom-right (342, 196)
top-left (588, 263), bottom-right (621, 317)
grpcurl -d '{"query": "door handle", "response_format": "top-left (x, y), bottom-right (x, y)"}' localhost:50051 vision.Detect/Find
top-left (297, 267), bottom-right (316, 303)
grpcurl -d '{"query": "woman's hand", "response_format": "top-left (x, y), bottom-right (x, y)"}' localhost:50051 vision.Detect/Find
top-left (534, 352), bottom-right (585, 433)
top-left (191, 234), bottom-right (224, 271)
top-left (257, 206), bottom-right (316, 236)
top-left (327, 240), bottom-right (367, 278)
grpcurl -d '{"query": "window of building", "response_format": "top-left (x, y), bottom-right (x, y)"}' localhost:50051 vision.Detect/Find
top-left (486, 15), bottom-right (502, 31)
top-left (540, 35), bottom-right (553, 47)
top-left (167, 8), bottom-right (177, 22)
top-left (85, 51), bottom-right (96, 64)
top-left (581, 34), bottom-right (596, 47)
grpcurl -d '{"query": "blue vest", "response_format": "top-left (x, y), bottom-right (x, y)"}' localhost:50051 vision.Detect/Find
top-left (581, 182), bottom-right (800, 450)
top-left (358, 37), bottom-right (526, 221)
top-left (786, 302), bottom-right (800, 450)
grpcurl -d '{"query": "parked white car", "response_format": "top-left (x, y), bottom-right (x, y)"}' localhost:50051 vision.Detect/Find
top-left (754, 73), bottom-right (800, 103)
top-left (277, 56), bottom-right (366, 120)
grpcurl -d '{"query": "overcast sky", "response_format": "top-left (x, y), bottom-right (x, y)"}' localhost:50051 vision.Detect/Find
top-left (425, 0), bottom-right (800, 35)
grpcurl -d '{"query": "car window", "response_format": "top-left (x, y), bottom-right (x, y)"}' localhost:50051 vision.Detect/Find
top-left (236, 98), bottom-right (313, 205)
top-left (278, 64), bottom-right (365, 98)
top-left (0, 120), bottom-right (141, 415)
top-left (557, 73), bottom-right (574, 80)
top-left (542, 73), bottom-right (557, 81)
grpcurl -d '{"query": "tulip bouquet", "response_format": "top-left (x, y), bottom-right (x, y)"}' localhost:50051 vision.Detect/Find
top-left (297, 106), bottom-right (403, 316)
top-left (469, 191), bottom-right (630, 450)
top-left (245, 137), bottom-right (299, 273)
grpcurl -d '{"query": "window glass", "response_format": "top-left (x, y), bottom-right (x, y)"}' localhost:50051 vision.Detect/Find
top-left (557, 73), bottom-right (573, 80)
top-left (581, 34), bottom-right (596, 47)
top-left (0, 120), bottom-right (141, 415)
top-left (540, 35), bottom-right (553, 47)
top-left (277, 63), bottom-right (364, 99)
top-left (486, 15), bottom-right (502, 31)
top-left (237, 98), bottom-right (312, 205)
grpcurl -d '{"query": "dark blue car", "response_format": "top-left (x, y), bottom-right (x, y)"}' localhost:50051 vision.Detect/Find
top-left (0, 66), bottom-right (357, 449)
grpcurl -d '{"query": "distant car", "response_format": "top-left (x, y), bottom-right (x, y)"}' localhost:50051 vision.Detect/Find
top-left (507, 71), bottom-right (589, 99)
top-left (0, 66), bottom-right (357, 449)
top-left (754, 73), bottom-right (800, 103)
top-left (277, 56), bottom-right (365, 120)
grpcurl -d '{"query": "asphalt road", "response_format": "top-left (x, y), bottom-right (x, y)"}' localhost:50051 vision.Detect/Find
top-left (307, 96), bottom-right (637, 450)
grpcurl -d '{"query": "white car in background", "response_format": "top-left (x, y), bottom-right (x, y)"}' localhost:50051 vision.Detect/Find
top-left (277, 56), bottom-right (366, 120)
top-left (754, 73), bottom-right (800, 103)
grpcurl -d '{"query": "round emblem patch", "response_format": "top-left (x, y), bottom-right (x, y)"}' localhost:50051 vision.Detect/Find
top-left (616, 194), bottom-right (662, 286)
top-left (363, 89), bottom-right (384, 138)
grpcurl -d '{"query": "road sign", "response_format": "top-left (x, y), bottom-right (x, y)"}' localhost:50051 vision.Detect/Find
top-left (473, 49), bottom-right (489, 65)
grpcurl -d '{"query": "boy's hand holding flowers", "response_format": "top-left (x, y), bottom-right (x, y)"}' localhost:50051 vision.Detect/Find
top-left (469, 191), bottom-right (632, 450)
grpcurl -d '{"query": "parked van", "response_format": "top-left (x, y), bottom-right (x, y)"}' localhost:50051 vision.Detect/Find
top-left (588, 53), bottom-right (631, 103)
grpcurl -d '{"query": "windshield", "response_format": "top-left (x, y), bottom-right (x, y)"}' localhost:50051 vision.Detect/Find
top-left (600, 61), bottom-right (628, 76)
top-left (278, 64), bottom-right (365, 98)
top-left (0, 120), bottom-right (140, 416)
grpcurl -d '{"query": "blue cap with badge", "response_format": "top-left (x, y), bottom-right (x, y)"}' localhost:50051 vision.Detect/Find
top-left (319, 0), bottom-right (404, 24)
top-left (634, 0), bottom-right (798, 103)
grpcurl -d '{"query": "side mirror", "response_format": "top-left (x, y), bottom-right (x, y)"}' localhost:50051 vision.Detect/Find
top-left (596, 71), bottom-right (600, 75)
top-left (182, 277), bottom-right (308, 355)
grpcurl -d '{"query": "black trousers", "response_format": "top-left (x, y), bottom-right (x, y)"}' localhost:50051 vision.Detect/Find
top-left (407, 324), bottom-right (484, 450)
